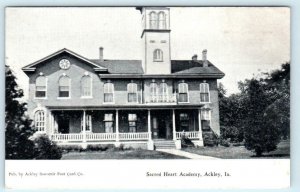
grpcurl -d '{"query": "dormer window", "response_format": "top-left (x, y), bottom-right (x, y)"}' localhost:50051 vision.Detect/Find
top-left (150, 11), bottom-right (157, 29)
top-left (35, 75), bottom-right (47, 98)
top-left (153, 49), bottom-right (163, 62)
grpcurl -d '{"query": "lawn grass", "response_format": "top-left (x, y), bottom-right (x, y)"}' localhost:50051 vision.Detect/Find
top-left (61, 149), bottom-right (188, 160)
top-left (182, 140), bottom-right (290, 159)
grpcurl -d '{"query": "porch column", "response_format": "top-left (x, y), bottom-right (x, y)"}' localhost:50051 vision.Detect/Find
top-left (116, 110), bottom-right (119, 142)
top-left (172, 109), bottom-right (176, 140)
top-left (148, 109), bottom-right (152, 140)
top-left (83, 110), bottom-right (87, 142)
top-left (198, 109), bottom-right (203, 141)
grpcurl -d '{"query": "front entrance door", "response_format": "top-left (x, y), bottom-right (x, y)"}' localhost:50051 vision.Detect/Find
top-left (152, 110), bottom-right (172, 139)
top-left (57, 115), bottom-right (70, 133)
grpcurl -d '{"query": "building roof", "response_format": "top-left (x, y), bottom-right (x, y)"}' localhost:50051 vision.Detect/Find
top-left (91, 60), bottom-right (144, 74)
top-left (22, 48), bottom-right (224, 78)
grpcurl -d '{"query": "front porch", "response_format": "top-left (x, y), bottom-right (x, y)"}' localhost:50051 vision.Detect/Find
top-left (47, 109), bottom-right (206, 149)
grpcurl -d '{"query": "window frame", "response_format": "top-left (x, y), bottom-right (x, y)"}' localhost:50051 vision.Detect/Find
top-left (158, 11), bottom-right (166, 29)
top-left (104, 113), bottom-right (114, 133)
top-left (34, 110), bottom-right (46, 132)
top-left (149, 11), bottom-right (158, 29)
top-left (128, 113), bottom-right (137, 133)
top-left (150, 82), bottom-right (158, 102)
top-left (127, 82), bottom-right (138, 103)
top-left (200, 83), bottom-right (210, 103)
top-left (81, 114), bottom-right (92, 132)
top-left (35, 75), bottom-right (47, 99)
top-left (81, 75), bottom-right (93, 98)
top-left (153, 49), bottom-right (163, 62)
top-left (178, 82), bottom-right (189, 103)
top-left (160, 82), bottom-right (168, 102)
top-left (58, 75), bottom-right (71, 99)
top-left (103, 82), bottom-right (114, 104)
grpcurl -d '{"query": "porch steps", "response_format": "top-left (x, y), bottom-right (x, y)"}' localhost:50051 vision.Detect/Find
top-left (153, 139), bottom-right (176, 149)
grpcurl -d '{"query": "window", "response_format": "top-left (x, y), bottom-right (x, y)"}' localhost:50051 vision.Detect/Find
top-left (81, 75), bottom-right (92, 97)
top-left (179, 113), bottom-right (189, 131)
top-left (128, 114), bottom-right (137, 132)
top-left (153, 49), bottom-right (163, 62)
top-left (158, 11), bottom-right (166, 29)
top-left (104, 113), bottom-right (114, 133)
top-left (34, 110), bottom-right (45, 132)
top-left (178, 82), bottom-right (188, 102)
top-left (35, 76), bottom-right (46, 98)
top-left (160, 82), bottom-right (168, 102)
top-left (58, 76), bottom-right (70, 98)
top-left (81, 114), bottom-right (92, 132)
top-left (127, 83), bottom-right (138, 103)
top-left (104, 82), bottom-right (114, 103)
top-left (149, 11), bottom-right (157, 29)
top-left (150, 82), bottom-right (158, 102)
top-left (200, 83), bottom-right (210, 102)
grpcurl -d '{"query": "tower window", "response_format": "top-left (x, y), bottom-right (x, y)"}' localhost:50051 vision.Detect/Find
top-left (158, 11), bottom-right (166, 29)
top-left (35, 75), bottom-right (47, 98)
top-left (153, 49), bottom-right (163, 62)
top-left (58, 75), bottom-right (70, 98)
top-left (149, 11), bottom-right (157, 29)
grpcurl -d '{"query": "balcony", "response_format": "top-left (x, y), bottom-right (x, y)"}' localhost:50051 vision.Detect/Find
top-left (145, 94), bottom-right (177, 104)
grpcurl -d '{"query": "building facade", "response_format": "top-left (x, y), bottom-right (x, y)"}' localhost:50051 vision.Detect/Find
top-left (22, 7), bottom-right (224, 149)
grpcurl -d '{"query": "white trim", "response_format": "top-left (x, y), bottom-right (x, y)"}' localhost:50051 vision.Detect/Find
top-left (58, 75), bottom-right (71, 99)
top-left (127, 82), bottom-right (139, 104)
top-left (32, 107), bottom-right (47, 133)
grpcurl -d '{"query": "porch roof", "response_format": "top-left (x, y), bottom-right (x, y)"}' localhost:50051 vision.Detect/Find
top-left (46, 104), bottom-right (206, 110)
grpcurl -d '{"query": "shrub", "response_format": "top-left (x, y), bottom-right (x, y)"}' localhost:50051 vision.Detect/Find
top-left (31, 133), bottom-right (62, 159)
top-left (220, 126), bottom-right (243, 143)
top-left (181, 134), bottom-right (195, 148)
top-left (219, 138), bottom-right (231, 147)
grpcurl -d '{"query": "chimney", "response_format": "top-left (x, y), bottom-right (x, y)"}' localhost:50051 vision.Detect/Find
top-left (202, 49), bottom-right (208, 67)
top-left (192, 54), bottom-right (198, 61)
top-left (99, 47), bottom-right (104, 62)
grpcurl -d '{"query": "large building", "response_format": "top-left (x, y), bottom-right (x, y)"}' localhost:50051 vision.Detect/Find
top-left (22, 7), bottom-right (224, 149)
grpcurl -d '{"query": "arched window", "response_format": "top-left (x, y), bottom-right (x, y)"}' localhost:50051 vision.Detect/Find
top-left (158, 11), bottom-right (166, 29)
top-left (178, 82), bottom-right (188, 102)
top-left (149, 11), bottom-right (157, 29)
top-left (150, 82), bottom-right (158, 102)
top-left (34, 110), bottom-right (45, 132)
top-left (104, 82), bottom-right (114, 103)
top-left (58, 76), bottom-right (70, 98)
top-left (35, 76), bottom-right (47, 98)
top-left (200, 83), bottom-right (210, 102)
top-left (153, 49), bottom-right (163, 62)
top-left (81, 75), bottom-right (92, 97)
top-left (127, 82), bottom-right (138, 103)
top-left (159, 82), bottom-right (168, 102)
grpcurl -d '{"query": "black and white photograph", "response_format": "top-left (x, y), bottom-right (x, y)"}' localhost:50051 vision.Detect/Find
top-left (5, 6), bottom-right (290, 189)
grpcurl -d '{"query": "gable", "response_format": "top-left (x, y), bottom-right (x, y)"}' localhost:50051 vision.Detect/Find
top-left (22, 48), bottom-right (108, 74)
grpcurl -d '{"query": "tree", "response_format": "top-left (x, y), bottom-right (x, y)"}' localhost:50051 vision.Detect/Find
top-left (5, 66), bottom-right (36, 159)
top-left (243, 79), bottom-right (281, 156)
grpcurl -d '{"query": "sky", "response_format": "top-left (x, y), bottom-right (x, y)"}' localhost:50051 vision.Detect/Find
top-left (5, 7), bottom-right (290, 99)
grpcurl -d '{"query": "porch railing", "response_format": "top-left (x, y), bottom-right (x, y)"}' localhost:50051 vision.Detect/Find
top-left (146, 93), bottom-right (177, 103)
top-left (176, 131), bottom-right (200, 140)
top-left (51, 133), bottom-right (84, 142)
top-left (119, 132), bottom-right (149, 140)
top-left (50, 132), bottom-right (149, 142)
top-left (86, 133), bottom-right (116, 141)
